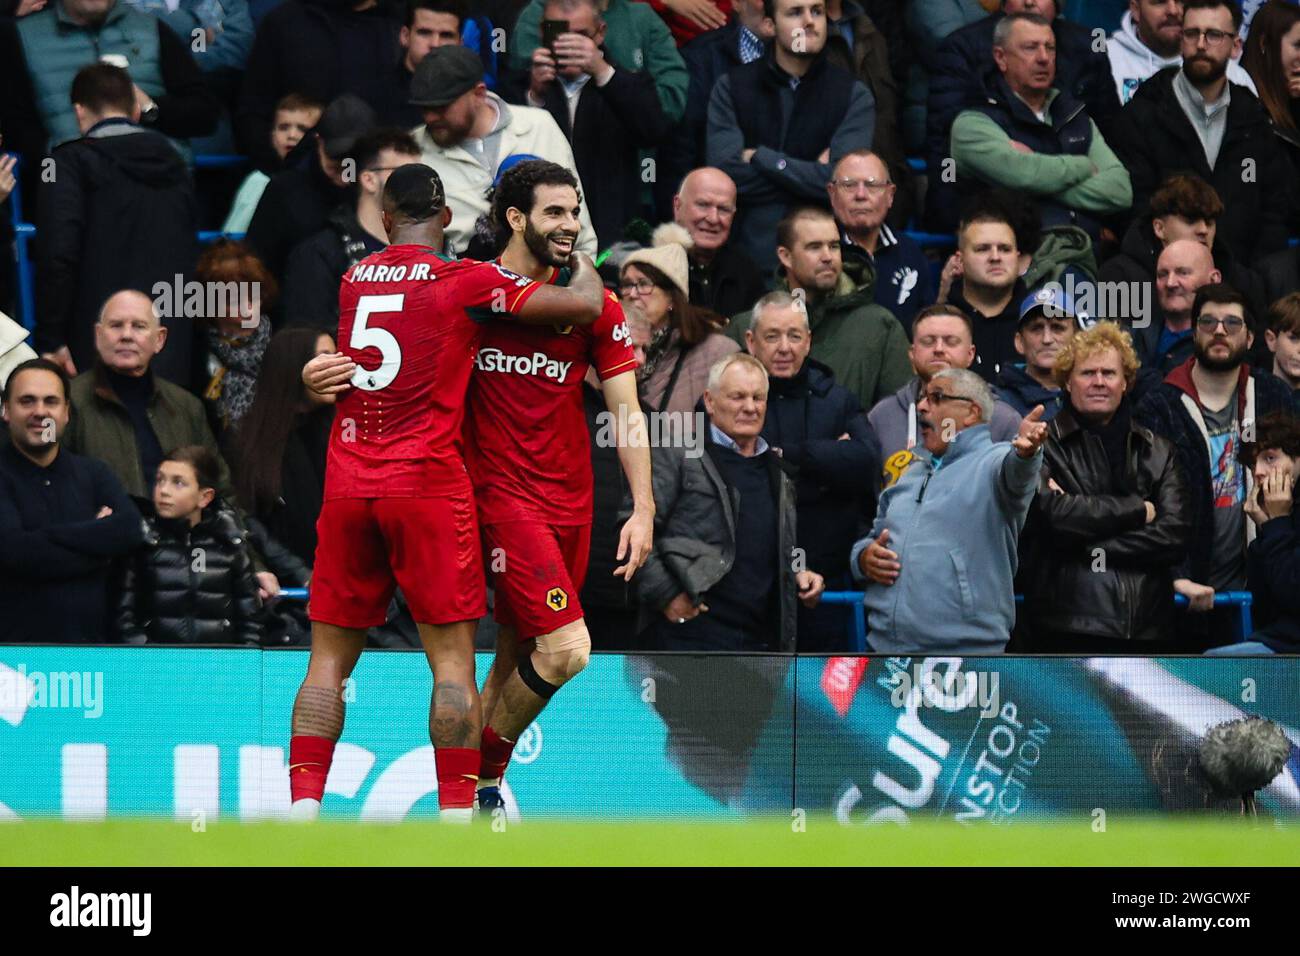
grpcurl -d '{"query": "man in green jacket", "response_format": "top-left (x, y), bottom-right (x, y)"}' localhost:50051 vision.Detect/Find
top-left (509, 0), bottom-right (688, 123)
top-left (948, 13), bottom-right (1131, 244)
top-left (728, 206), bottom-right (912, 411)
top-left (63, 289), bottom-right (281, 599)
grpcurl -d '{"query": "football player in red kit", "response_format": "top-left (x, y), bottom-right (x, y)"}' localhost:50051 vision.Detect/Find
top-left (467, 160), bottom-right (654, 810)
top-left (290, 163), bottom-right (606, 821)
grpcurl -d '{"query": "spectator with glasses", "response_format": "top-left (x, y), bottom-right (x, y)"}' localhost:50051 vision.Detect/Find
top-left (851, 367), bottom-right (1048, 654)
top-left (1112, 0), bottom-right (1293, 263)
top-left (280, 129), bottom-right (421, 332)
top-left (827, 150), bottom-right (932, 336)
top-left (1135, 282), bottom-right (1296, 648)
top-left (620, 225), bottom-right (739, 414)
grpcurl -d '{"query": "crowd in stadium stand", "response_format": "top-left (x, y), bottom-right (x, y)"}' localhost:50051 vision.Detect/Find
top-left (3, 0), bottom-right (1300, 656)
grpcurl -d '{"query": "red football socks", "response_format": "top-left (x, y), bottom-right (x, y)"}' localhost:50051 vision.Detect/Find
top-left (479, 726), bottom-right (516, 782)
top-left (436, 747), bottom-right (479, 810)
top-left (289, 735), bottom-right (336, 803)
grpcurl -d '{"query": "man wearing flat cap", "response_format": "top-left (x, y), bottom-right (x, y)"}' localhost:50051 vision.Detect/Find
top-left (409, 44), bottom-right (598, 256)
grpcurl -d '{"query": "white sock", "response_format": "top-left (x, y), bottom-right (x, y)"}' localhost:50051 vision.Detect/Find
top-left (289, 798), bottom-right (320, 821)
top-left (478, 776), bottom-right (500, 790)
top-left (440, 807), bottom-right (473, 823)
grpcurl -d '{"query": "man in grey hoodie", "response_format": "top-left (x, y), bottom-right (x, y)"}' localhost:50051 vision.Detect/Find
top-left (851, 368), bottom-right (1047, 654)
top-left (868, 303), bottom-right (1021, 486)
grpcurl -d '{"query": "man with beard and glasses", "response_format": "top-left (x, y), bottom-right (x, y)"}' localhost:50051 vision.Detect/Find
top-left (410, 44), bottom-right (598, 255)
top-left (1108, 0), bottom-right (1256, 105)
top-left (1112, 0), bottom-right (1291, 262)
top-left (1135, 282), bottom-right (1296, 647)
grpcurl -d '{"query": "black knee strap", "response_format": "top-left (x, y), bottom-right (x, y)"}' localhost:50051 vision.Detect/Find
top-left (518, 652), bottom-right (561, 700)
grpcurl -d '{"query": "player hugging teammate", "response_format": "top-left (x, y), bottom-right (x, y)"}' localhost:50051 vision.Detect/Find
top-left (293, 161), bottom-right (654, 821)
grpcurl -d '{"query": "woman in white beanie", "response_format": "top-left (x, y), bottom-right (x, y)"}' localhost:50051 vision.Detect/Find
top-left (620, 223), bottom-right (739, 416)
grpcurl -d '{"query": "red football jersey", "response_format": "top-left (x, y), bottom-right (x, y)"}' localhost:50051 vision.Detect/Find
top-left (466, 267), bottom-right (637, 525)
top-left (325, 245), bottom-right (542, 500)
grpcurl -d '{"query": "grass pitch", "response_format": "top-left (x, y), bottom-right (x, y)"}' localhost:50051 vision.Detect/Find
top-left (1, 817), bottom-right (1297, 866)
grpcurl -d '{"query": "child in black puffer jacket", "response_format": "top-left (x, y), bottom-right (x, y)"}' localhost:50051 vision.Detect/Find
top-left (118, 445), bottom-right (264, 645)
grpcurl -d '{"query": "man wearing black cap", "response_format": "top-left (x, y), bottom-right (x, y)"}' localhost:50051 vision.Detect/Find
top-left (291, 163), bottom-right (609, 822)
top-left (409, 44), bottom-right (598, 255)
top-left (245, 94), bottom-right (379, 281)
top-left (994, 286), bottom-right (1084, 423)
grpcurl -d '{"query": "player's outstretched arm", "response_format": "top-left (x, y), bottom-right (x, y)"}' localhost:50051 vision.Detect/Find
top-left (514, 252), bottom-right (605, 327)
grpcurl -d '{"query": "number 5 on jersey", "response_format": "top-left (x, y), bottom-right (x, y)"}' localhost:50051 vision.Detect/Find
top-left (351, 293), bottom-right (405, 391)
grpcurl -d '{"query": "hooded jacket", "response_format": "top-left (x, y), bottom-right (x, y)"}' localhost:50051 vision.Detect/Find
top-left (850, 423), bottom-right (1042, 654)
top-left (1133, 358), bottom-right (1295, 585)
top-left (1019, 402), bottom-right (1192, 644)
top-left (118, 501), bottom-right (264, 645)
top-left (35, 120), bottom-right (199, 389)
top-left (867, 376), bottom-right (1023, 474)
top-left (1245, 507), bottom-right (1300, 652)
top-left (727, 259), bottom-right (912, 411)
top-left (1106, 10), bottom-right (1257, 106)
top-left (281, 202), bottom-right (383, 331)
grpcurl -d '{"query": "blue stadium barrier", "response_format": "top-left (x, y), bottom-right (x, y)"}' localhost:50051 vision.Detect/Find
top-left (907, 157), bottom-right (926, 173)
top-left (821, 589), bottom-right (1253, 652)
top-left (193, 154), bottom-right (249, 169)
top-left (279, 587), bottom-right (309, 601)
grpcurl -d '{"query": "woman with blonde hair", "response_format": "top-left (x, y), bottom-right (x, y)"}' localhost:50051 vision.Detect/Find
top-left (1017, 322), bottom-right (1193, 652)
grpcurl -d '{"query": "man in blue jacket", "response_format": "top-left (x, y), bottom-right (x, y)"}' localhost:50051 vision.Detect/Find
top-left (851, 367), bottom-right (1047, 654)
top-left (746, 290), bottom-right (880, 650)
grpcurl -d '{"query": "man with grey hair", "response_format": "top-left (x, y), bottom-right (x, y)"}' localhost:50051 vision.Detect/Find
top-left (674, 167), bottom-right (767, 318)
top-left (745, 290), bottom-right (879, 650)
top-left (636, 351), bottom-right (825, 651)
top-left (850, 367), bottom-right (1048, 653)
top-left (948, 12), bottom-right (1131, 244)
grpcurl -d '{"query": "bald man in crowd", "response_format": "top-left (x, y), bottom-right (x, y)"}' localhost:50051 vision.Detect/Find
top-left (1135, 239), bottom-right (1222, 374)
top-left (673, 167), bottom-right (769, 317)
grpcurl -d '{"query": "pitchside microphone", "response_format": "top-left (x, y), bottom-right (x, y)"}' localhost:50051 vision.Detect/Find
top-left (1083, 658), bottom-right (1300, 815)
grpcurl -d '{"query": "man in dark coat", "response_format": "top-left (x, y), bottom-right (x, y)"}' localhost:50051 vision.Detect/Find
top-left (1135, 283), bottom-right (1296, 647)
top-left (0, 359), bottom-right (143, 643)
top-left (673, 167), bottom-right (769, 316)
top-left (637, 352), bottom-right (825, 651)
top-left (35, 64), bottom-right (199, 389)
top-left (924, 0), bottom-right (1119, 232)
top-left (1108, 1), bottom-right (1292, 263)
top-left (745, 291), bottom-right (879, 651)
top-left (523, 0), bottom-right (671, 245)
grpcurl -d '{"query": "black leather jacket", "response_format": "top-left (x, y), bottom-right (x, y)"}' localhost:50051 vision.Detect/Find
top-left (1019, 405), bottom-right (1191, 643)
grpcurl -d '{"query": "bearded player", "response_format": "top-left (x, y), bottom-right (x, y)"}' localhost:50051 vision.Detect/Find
top-left (469, 160), bottom-right (653, 810)
top-left (291, 164), bottom-right (606, 821)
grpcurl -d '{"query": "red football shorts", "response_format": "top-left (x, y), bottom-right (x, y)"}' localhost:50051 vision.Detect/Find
top-left (310, 497), bottom-right (486, 628)
top-left (483, 520), bottom-right (590, 641)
